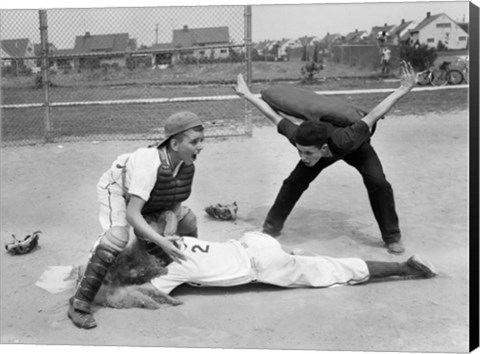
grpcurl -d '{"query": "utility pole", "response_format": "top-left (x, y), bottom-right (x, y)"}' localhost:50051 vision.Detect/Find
top-left (155, 24), bottom-right (159, 45)
top-left (39, 10), bottom-right (51, 142)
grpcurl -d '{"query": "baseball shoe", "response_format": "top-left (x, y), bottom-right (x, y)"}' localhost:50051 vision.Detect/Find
top-left (68, 297), bottom-right (97, 329)
top-left (406, 255), bottom-right (438, 279)
top-left (386, 241), bottom-right (405, 255)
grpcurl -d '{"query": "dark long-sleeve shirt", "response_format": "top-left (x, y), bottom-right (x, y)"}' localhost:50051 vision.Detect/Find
top-left (277, 118), bottom-right (372, 160)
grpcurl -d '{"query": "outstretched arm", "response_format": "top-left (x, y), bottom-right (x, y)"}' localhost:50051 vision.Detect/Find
top-left (233, 74), bottom-right (283, 126)
top-left (361, 61), bottom-right (418, 131)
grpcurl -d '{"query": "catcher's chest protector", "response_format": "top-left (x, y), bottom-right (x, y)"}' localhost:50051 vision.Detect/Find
top-left (141, 151), bottom-right (195, 215)
top-left (261, 85), bottom-right (368, 128)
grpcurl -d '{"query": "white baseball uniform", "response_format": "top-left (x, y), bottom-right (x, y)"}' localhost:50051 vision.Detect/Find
top-left (151, 231), bottom-right (370, 294)
top-left (96, 146), bottom-right (188, 232)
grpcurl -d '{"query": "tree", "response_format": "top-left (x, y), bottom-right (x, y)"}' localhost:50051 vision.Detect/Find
top-left (312, 44), bottom-right (320, 63)
top-left (300, 61), bottom-right (323, 84)
top-left (400, 42), bottom-right (437, 71)
top-left (436, 40), bottom-right (448, 51)
top-left (301, 45), bottom-right (309, 62)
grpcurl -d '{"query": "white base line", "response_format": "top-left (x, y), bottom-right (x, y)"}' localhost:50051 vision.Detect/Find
top-left (1, 85), bottom-right (468, 109)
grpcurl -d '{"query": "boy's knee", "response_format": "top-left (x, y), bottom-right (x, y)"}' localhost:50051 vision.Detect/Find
top-left (177, 209), bottom-right (198, 237)
top-left (100, 226), bottom-right (129, 252)
top-left (366, 177), bottom-right (392, 192)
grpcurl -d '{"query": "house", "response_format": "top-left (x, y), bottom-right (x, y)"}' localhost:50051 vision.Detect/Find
top-left (33, 42), bottom-right (57, 68)
top-left (392, 19), bottom-right (417, 45)
top-left (70, 32), bottom-right (137, 68)
top-left (317, 33), bottom-right (344, 59)
top-left (1, 38), bottom-right (36, 71)
top-left (458, 22), bottom-right (469, 34)
top-left (408, 12), bottom-right (469, 49)
top-left (0, 47), bottom-right (9, 60)
top-left (273, 36), bottom-right (324, 62)
top-left (149, 42), bottom-right (175, 66)
top-left (172, 25), bottom-right (230, 62)
top-left (49, 48), bottom-right (77, 70)
top-left (319, 33), bottom-right (344, 48)
top-left (253, 40), bottom-right (277, 60)
top-left (33, 43), bottom-right (57, 57)
top-left (277, 38), bottom-right (301, 60)
top-left (344, 29), bottom-right (369, 44)
top-left (370, 23), bottom-right (397, 44)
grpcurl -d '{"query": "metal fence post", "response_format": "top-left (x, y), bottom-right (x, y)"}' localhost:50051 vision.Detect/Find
top-left (244, 5), bottom-right (253, 137)
top-left (39, 10), bottom-right (52, 142)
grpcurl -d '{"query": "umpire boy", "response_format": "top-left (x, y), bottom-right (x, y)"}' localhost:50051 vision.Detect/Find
top-left (234, 62), bottom-right (419, 255)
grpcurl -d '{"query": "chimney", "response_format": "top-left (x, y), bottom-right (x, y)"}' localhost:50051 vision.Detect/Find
top-left (427, 12), bottom-right (431, 18)
top-left (183, 25), bottom-right (188, 32)
top-left (85, 32), bottom-right (90, 37)
top-left (355, 29), bottom-right (358, 33)
top-left (401, 19), bottom-right (405, 24)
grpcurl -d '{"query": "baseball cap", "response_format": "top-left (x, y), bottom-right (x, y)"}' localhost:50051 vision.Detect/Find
top-left (157, 111), bottom-right (203, 147)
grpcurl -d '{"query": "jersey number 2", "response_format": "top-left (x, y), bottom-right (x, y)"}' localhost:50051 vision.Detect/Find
top-left (191, 244), bottom-right (210, 253)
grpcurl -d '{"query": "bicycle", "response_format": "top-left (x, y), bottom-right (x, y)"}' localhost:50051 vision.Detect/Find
top-left (417, 61), bottom-right (464, 86)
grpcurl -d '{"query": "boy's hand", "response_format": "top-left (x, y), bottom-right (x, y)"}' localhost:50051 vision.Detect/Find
top-left (158, 235), bottom-right (186, 263)
top-left (233, 73), bottom-right (252, 98)
top-left (399, 61), bottom-right (418, 91)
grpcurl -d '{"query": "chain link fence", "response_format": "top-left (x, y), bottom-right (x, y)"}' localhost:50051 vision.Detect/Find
top-left (1, 5), bottom-right (252, 146)
top-left (331, 44), bottom-right (401, 70)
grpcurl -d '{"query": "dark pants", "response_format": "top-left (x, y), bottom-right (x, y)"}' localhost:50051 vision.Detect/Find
top-left (381, 60), bottom-right (390, 74)
top-left (263, 142), bottom-right (401, 244)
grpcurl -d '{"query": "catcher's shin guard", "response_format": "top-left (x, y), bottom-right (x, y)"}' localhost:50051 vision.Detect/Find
top-left (69, 226), bottom-right (128, 329)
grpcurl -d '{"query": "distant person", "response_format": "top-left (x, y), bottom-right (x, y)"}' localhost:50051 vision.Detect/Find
top-left (68, 111), bottom-right (205, 329)
top-left (381, 46), bottom-right (392, 74)
top-left (233, 62), bottom-right (419, 255)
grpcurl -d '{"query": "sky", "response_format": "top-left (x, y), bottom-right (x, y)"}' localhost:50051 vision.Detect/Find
top-left (0, 0), bottom-right (474, 48)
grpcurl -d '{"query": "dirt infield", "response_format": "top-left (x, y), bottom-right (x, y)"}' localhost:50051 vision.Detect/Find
top-left (0, 109), bottom-right (470, 352)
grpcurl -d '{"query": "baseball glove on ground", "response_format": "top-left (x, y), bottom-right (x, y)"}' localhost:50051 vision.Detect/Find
top-left (5, 231), bottom-right (41, 255)
top-left (204, 202), bottom-right (238, 221)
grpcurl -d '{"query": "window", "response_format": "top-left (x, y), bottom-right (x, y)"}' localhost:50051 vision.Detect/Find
top-left (427, 38), bottom-right (435, 43)
top-left (220, 49), bottom-right (227, 53)
top-left (436, 23), bottom-right (451, 28)
top-left (459, 36), bottom-right (467, 41)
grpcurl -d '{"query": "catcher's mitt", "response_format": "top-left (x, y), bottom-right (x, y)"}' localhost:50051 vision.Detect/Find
top-left (204, 202), bottom-right (238, 221)
top-left (5, 231), bottom-right (41, 255)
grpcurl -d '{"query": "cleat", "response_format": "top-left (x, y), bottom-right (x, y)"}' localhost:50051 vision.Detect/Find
top-left (406, 255), bottom-right (438, 279)
top-left (68, 298), bottom-right (97, 329)
top-left (386, 241), bottom-right (405, 255)
top-left (68, 306), bottom-right (97, 329)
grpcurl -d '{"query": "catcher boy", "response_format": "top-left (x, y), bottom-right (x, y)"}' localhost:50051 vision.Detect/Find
top-left (68, 111), bottom-right (205, 329)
